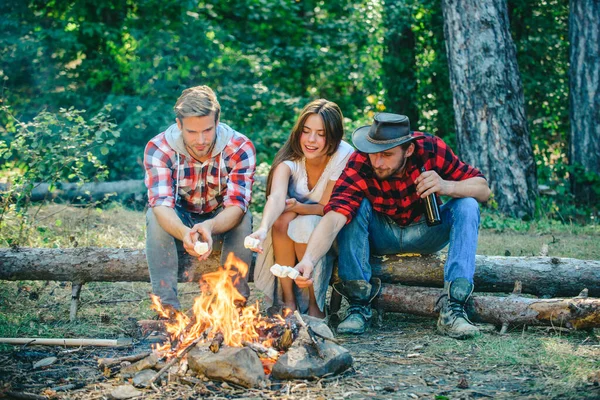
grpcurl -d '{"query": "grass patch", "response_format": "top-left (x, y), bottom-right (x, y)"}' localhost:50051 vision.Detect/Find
top-left (0, 203), bottom-right (145, 248)
top-left (422, 330), bottom-right (600, 393)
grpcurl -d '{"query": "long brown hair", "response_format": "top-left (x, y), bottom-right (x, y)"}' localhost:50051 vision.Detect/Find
top-left (266, 99), bottom-right (344, 195)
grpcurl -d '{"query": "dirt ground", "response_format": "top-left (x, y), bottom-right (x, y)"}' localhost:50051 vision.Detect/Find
top-left (2, 311), bottom-right (599, 400)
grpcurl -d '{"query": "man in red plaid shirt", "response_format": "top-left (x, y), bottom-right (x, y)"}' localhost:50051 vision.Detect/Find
top-left (294, 113), bottom-right (491, 338)
top-left (144, 86), bottom-right (256, 310)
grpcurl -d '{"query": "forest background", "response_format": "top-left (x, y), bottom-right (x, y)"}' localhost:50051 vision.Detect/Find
top-left (1, 2), bottom-right (600, 397)
top-left (0, 0), bottom-right (598, 229)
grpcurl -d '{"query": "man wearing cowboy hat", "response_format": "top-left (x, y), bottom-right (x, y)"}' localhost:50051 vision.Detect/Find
top-left (294, 112), bottom-right (491, 338)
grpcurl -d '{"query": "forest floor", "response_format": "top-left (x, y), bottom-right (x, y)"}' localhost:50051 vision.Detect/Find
top-left (1, 204), bottom-right (600, 399)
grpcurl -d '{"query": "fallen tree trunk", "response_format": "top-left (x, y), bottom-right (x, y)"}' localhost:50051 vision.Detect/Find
top-left (371, 253), bottom-right (600, 297)
top-left (376, 284), bottom-right (600, 330)
top-left (1, 248), bottom-right (599, 298)
top-left (0, 180), bottom-right (147, 203)
top-left (0, 247), bottom-right (221, 283)
top-left (0, 177), bottom-right (266, 203)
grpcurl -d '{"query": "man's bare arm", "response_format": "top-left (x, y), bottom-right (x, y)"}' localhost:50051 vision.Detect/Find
top-left (446, 177), bottom-right (491, 202)
top-left (152, 206), bottom-right (189, 241)
top-left (201, 206), bottom-right (245, 236)
top-left (294, 211), bottom-right (348, 283)
top-left (416, 172), bottom-right (491, 203)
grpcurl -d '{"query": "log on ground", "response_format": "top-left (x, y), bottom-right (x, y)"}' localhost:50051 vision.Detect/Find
top-left (0, 180), bottom-right (147, 203)
top-left (376, 284), bottom-right (600, 330)
top-left (1, 248), bottom-right (599, 298)
top-left (371, 253), bottom-right (600, 297)
top-left (0, 247), bottom-right (221, 283)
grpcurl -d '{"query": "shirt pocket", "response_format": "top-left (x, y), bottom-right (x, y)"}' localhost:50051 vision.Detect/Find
top-left (175, 163), bottom-right (198, 202)
top-left (205, 165), bottom-right (227, 203)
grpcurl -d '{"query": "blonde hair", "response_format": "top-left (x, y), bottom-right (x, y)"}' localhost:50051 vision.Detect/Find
top-left (174, 85), bottom-right (220, 122)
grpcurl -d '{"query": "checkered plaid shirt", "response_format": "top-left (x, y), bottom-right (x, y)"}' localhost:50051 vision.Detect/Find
top-left (324, 132), bottom-right (485, 226)
top-left (144, 129), bottom-right (256, 214)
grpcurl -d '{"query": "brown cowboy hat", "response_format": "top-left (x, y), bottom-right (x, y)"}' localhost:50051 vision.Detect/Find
top-left (352, 113), bottom-right (425, 153)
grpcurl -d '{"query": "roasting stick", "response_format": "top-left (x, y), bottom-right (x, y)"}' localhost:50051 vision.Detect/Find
top-left (148, 326), bottom-right (212, 391)
top-left (148, 336), bottom-right (203, 392)
top-left (0, 337), bottom-right (133, 347)
top-left (293, 311), bottom-right (325, 358)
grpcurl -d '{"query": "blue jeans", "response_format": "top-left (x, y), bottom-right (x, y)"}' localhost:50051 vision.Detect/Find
top-left (146, 207), bottom-right (253, 309)
top-left (337, 198), bottom-right (480, 284)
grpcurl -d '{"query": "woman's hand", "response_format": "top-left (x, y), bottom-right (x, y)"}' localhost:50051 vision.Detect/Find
top-left (284, 198), bottom-right (299, 212)
top-left (246, 228), bottom-right (268, 253)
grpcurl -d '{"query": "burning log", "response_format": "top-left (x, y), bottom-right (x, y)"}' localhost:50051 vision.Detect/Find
top-left (277, 328), bottom-right (294, 351)
top-left (148, 336), bottom-right (203, 391)
top-left (209, 332), bottom-right (224, 353)
top-left (242, 341), bottom-right (279, 359)
top-left (377, 283), bottom-right (600, 330)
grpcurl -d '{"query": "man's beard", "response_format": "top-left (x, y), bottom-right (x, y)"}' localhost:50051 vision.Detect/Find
top-left (185, 140), bottom-right (214, 162)
top-left (373, 155), bottom-right (408, 180)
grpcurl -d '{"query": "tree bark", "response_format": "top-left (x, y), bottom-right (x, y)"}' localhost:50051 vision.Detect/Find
top-left (376, 284), bottom-right (600, 330)
top-left (568, 0), bottom-right (600, 205)
top-left (441, 0), bottom-right (538, 218)
top-left (0, 180), bottom-right (146, 203)
top-left (1, 248), bottom-right (599, 298)
top-left (0, 177), bottom-right (267, 204)
top-left (0, 247), bottom-right (221, 283)
top-left (371, 253), bottom-right (600, 297)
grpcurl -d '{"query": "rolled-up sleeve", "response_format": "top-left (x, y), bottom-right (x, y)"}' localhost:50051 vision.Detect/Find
top-left (144, 141), bottom-right (176, 208)
top-left (223, 140), bottom-right (256, 212)
top-left (432, 138), bottom-right (485, 181)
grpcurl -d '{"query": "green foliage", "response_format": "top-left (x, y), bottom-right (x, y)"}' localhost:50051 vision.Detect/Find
top-left (0, 106), bottom-right (117, 246)
top-left (0, 0), bottom-right (592, 222)
top-left (1, 0), bottom-right (384, 179)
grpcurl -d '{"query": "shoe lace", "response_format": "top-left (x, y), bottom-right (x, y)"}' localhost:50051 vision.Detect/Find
top-left (448, 299), bottom-right (468, 319)
top-left (436, 294), bottom-right (474, 324)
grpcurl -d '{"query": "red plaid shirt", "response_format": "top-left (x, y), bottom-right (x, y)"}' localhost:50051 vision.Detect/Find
top-left (144, 126), bottom-right (255, 214)
top-left (324, 132), bottom-right (485, 226)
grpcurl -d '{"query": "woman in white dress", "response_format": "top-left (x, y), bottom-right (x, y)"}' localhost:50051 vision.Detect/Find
top-left (248, 99), bottom-right (353, 318)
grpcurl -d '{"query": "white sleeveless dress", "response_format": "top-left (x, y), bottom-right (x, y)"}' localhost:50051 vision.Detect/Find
top-left (253, 141), bottom-right (353, 313)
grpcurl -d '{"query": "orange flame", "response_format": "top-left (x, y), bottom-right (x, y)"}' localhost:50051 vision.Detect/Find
top-left (151, 253), bottom-right (283, 360)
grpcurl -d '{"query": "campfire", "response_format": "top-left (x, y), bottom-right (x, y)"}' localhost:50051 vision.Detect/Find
top-left (150, 253), bottom-right (296, 371)
top-left (133, 253), bottom-right (352, 389)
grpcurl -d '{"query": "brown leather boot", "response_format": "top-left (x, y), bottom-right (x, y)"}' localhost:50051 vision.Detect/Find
top-left (436, 278), bottom-right (481, 339)
top-left (334, 278), bottom-right (381, 335)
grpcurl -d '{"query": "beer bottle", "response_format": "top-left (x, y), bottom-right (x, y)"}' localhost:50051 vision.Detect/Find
top-left (420, 166), bottom-right (442, 226)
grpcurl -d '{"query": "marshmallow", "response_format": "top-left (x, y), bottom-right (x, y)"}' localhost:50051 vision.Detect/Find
top-left (194, 241), bottom-right (209, 255)
top-left (244, 236), bottom-right (260, 249)
top-left (270, 264), bottom-right (300, 280)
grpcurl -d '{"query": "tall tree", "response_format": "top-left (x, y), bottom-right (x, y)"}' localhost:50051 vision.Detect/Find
top-left (382, 1), bottom-right (419, 124)
top-left (441, 0), bottom-right (538, 218)
top-left (568, 0), bottom-right (600, 205)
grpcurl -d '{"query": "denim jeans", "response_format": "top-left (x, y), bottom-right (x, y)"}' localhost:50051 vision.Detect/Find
top-left (146, 207), bottom-right (253, 309)
top-left (337, 197), bottom-right (480, 285)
